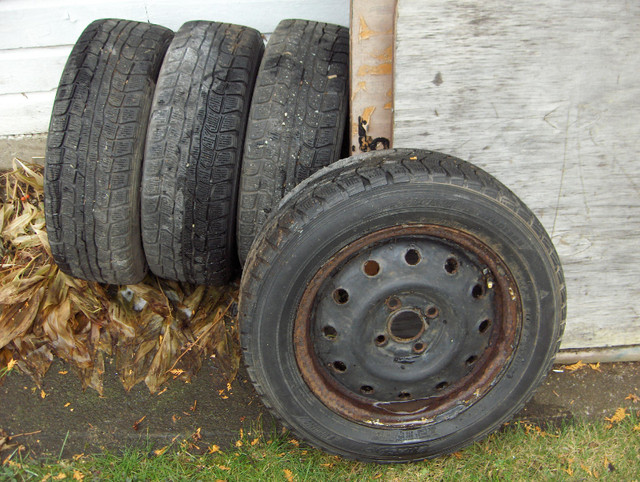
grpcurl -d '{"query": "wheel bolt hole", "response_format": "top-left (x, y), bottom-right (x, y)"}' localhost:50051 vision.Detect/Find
top-left (386, 296), bottom-right (401, 310)
top-left (425, 305), bottom-right (439, 318)
top-left (444, 257), bottom-right (459, 274)
top-left (435, 381), bottom-right (449, 391)
top-left (360, 385), bottom-right (374, 395)
top-left (472, 284), bottom-right (485, 299)
top-left (466, 355), bottom-right (478, 366)
top-left (413, 342), bottom-right (426, 353)
top-left (404, 248), bottom-right (421, 266)
top-left (398, 391), bottom-right (411, 400)
top-left (375, 334), bottom-right (387, 346)
top-left (322, 326), bottom-right (337, 339)
top-left (333, 288), bottom-right (349, 304)
top-left (363, 260), bottom-right (380, 277)
top-left (478, 319), bottom-right (491, 334)
top-left (332, 361), bottom-right (347, 372)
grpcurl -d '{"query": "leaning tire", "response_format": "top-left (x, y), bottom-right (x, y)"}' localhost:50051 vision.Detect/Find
top-left (236, 19), bottom-right (349, 264)
top-left (239, 148), bottom-right (566, 462)
top-left (142, 21), bottom-right (264, 285)
top-left (45, 19), bottom-right (173, 284)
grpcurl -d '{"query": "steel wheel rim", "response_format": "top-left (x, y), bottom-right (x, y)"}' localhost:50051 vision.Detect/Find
top-left (294, 224), bottom-right (522, 427)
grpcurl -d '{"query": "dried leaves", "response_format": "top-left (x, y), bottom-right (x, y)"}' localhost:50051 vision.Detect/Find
top-left (0, 162), bottom-right (240, 393)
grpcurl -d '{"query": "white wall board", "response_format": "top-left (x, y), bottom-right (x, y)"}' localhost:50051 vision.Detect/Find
top-left (0, 0), bottom-right (349, 135)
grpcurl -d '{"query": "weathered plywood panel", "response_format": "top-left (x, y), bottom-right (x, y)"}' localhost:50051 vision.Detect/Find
top-left (394, 0), bottom-right (640, 349)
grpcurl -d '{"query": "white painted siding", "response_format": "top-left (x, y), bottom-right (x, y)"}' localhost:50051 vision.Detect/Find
top-left (0, 0), bottom-right (349, 135)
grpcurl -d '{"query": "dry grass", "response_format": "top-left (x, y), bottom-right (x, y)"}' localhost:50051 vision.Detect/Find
top-left (0, 161), bottom-right (239, 394)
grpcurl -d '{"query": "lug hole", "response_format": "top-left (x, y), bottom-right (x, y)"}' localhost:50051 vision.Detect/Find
top-left (386, 296), bottom-right (401, 310)
top-left (471, 284), bottom-right (485, 299)
top-left (413, 342), bottom-right (426, 353)
top-left (435, 381), bottom-right (449, 391)
top-left (332, 361), bottom-right (347, 372)
top-left (333, 288), bottom-right (349, 304)
top-left (375, 334), bottom-right (387, 346)
top-left (479, 319), bottom-right (491, 333)
top-left (398, 391), bottom-right (411, 400)
top-left (363, 260), bottom-right (380, 277)
top-left (444, 257), bottom-right (459, 274)
top-left (404, 248), bottom-right (421, 265)
top-left (360, 385), bottom-right (374, 395)
top-left (322, 326), bottom-right (337, 339)
top-left (425, 305), bottom-right (439, 318)
top-left (466, 355), bottom-right (478, 366)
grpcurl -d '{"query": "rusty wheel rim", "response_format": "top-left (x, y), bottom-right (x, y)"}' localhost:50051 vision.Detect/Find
top-left (293, 225), bottom-right (522, 427)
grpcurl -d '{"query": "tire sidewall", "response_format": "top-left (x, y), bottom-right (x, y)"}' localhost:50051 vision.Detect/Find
top-left (242, 181), bottom-right (562, 460)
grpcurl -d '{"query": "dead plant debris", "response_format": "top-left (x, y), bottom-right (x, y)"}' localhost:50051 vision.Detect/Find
top-left (0, 161), bottom-right (240, 394)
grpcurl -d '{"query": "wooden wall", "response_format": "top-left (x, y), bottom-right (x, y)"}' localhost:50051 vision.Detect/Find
top-left (0, 0), bottom-right (349, 136)
top-left (394, 0), bottom-right (640, 351)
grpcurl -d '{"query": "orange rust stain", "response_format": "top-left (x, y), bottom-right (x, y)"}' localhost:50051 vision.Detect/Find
top-left (351, 81), bottom-right (368, 100)
top-left (386, 88), bottom-right (393, 97)
top-left (358, 16), bottom-right (376, 40)
top-left (384, 102), bottom-right (392, 110)
top-left (357, 63), bottom-right (393, 76)
top-left (361, 106), bottom-right (376, 126)
top-left (373, 46), bottom-right (393, 63)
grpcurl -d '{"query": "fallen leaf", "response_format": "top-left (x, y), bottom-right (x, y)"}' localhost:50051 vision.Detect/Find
top-left (564, 467), bottom-right (573, 476)
top-left (604, 408), bottom-right (627, 424)
top-left (251, 438), bottom-right (259, 446)
top-left (132, 415), bottom-right (146, 431)
top-left (72, 470), bottom-right (84, 480)
top-left (64, 403), bottom-right (71, 408)
top-left (290, 439), bottom-right (299, 447)
top-left (6, 359), bottom-right (17, 371)
top-left (153, 446), bottom-right (168, 456)
top-left (453, 452), bottom-right (463, 459)
top-left (53, 473), bottom-right (67, 480)
top-left (625, 393), bottom-right (640, 403)
top-left (217, 465), bottom-right (230, 471)
top-left (40, 390), bottom-right (46, 399)
top-left (235, 440), bottom-right (243, 448)
top-left (580, 464), bottom-right (593, 477)
top-left (58, 371), bottom-right (68, 375)
top-left (208, 444), bottom-right (220, 454)
top-left (563, 360), bottom-right (586, 372)
top-left (589, 362), bottom-right (601, 371)
top-left (283, 469), bottom-right (294, 481)
top-left (633, 424), bottom-right (640, 432)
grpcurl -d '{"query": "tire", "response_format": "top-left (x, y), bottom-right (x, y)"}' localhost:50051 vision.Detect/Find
top-left (142, 21), bottom-right (264, 285)
top-left (239, 148), bottom-right (566, 462)
top-left (45, 19), bottom-right (173, 284)
top-left (236, 19), bottom-right (349, 264)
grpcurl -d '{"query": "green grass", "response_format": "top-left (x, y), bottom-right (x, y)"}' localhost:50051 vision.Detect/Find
top-left (2, 416), bottom-right (639, 481)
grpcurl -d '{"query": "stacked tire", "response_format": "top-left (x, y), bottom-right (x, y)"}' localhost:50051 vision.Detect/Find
top-left (44, 17), bottom-right (566, 463)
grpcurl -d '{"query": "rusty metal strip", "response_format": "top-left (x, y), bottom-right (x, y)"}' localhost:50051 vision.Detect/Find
top-left (349, 0), bottom-right (397, 154)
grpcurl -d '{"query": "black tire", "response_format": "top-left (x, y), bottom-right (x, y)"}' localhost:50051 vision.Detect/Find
top-left (236, 19), bottom-right (349, 264)
top-left (239, 148), bottom-right (566, 462)
top-left (45, 19), bottom-right (173, 284)
top-left (142, 21), bottom-right (264, 285)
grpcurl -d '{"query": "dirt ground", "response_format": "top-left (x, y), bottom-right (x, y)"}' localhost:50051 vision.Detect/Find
top-left (1, 360), bottom-right (639, 458)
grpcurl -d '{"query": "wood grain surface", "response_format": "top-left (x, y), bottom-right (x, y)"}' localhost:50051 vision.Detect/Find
top-left (394, 0), bottom-right (640, 349)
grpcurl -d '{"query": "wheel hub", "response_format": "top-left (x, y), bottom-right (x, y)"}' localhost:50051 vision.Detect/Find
top-left (294, 224), bottom-right (522, 426)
